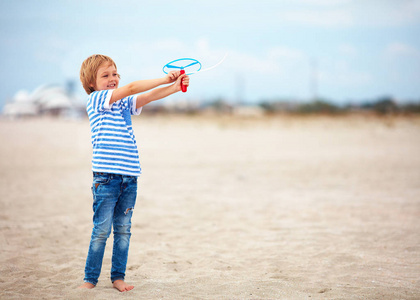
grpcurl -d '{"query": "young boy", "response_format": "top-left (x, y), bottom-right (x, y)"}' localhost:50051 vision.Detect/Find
top-left (78, 54), bottom-right (189, 292)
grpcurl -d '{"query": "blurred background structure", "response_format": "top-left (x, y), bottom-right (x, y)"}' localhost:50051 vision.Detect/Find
top-left (2, 81), bottom-right (85, 119)
top-left (1, 0), bottom-right (420, 117)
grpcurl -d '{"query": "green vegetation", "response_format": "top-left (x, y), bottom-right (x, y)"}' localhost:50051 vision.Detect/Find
top-left (258, 96), bottom-right (420, 115)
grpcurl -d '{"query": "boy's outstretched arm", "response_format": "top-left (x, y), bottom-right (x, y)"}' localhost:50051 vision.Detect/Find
top-left (136, 73), bottom-right (189, 108)
top-left (110, 71), bottom-right (182, 105)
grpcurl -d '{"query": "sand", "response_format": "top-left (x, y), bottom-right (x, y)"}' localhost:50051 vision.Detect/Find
top-left (0, 114), bottom-right (419, 299)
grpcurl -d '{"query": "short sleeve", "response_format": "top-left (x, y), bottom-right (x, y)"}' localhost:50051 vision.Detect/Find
top-left (128, 96), bottom-right (142, 116)
top-left (88, 90), bottom-right (113, 113)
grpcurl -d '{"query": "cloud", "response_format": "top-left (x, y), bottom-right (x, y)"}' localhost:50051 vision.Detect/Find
top-left (384, 42), bottom-right (420, 58)
top-left (268, 46), bottom-right (306, 60)
top-left (351, 0), bottom-right (420, 27)
top-left (220, 45), bottom-right (308, 78)
top-left (338, 44), bottom-right (358, 57)
top-left (297, 0), bottom-right (353, 6)
top-left (319, 60), bottom-right (372, 87)
top-left (382, 42), bottom-right (420, 83)
top-left (278, 9), bottom-right (353, 27)
top-left (391, 0), bottom-right (420, 25)
top-left (223, 50), bottom-right (276, 74)
top-left (276, 0), bottom-right (420, 28)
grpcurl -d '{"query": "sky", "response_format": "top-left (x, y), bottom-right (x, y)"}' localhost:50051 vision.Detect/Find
top-left (1, 0), bottom-right (420, 108)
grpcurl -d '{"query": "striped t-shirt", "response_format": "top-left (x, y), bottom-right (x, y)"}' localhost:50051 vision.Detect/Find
top-left (86, 90), bottom-right (142, 177)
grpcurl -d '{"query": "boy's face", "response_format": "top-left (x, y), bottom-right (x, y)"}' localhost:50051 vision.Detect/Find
top-left (91, 62), bottom-right (119, 91)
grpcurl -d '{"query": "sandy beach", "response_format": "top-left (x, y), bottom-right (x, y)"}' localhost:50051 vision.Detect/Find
top-left (0, 114), bottom-right (419, 299)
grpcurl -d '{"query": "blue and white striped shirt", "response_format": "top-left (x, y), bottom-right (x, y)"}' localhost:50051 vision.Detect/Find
top-left (86, 90), bottom-right (142, 177)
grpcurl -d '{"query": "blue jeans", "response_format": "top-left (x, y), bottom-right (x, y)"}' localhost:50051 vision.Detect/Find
top-left (84, 173), bottom-right (137, 285)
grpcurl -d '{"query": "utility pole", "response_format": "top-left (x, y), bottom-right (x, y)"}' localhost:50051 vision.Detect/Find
top-left (310, 58), bottom-right (318, 101)
top-left (236, 74), bottom-right (245, 107)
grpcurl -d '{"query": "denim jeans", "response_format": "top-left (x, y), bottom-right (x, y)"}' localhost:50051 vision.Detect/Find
top-left (84, 173), bottom-right (137, 285)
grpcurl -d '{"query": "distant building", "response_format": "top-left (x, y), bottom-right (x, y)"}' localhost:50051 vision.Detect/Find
top-left (2, 84), bottom-right (86, 119)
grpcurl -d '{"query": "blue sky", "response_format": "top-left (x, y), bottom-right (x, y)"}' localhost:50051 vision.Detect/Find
top-left (1, 0), bottom-right (420, 107)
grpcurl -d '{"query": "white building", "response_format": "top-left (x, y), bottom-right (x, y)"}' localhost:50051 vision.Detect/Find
top-left (2, 84), bottom-right (85, 119)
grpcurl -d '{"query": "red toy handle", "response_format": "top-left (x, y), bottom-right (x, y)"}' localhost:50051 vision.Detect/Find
top-left (180, 69), bottom-right (187, 93)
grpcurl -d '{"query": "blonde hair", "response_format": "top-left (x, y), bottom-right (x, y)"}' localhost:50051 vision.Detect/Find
top-left (80, 54), bottom-right (117, 94)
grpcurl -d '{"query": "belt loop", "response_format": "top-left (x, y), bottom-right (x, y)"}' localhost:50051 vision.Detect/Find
top-left (93, 172), bottom-right (108, 176)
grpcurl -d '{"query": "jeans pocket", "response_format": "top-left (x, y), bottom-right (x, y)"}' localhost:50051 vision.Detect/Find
top-left (93, 174), bottom-right (111, 190)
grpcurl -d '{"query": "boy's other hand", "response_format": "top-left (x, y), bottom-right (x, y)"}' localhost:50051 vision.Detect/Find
top-left (175, 73), bottom-right (189, 92)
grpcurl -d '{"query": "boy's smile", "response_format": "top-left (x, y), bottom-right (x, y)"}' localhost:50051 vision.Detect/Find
top-left (91, 63), bottom-right (120, 91)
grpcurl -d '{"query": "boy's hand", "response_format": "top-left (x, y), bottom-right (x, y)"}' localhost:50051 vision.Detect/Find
top-left (175, 73), bottom-right (189, 92)
top-left (164, 71), bottom-right (181, 84)
top-left (163, 70), bottom-right (190, 92)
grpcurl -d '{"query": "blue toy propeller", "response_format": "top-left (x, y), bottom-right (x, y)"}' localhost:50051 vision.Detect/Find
top-left (163, 54), bottom-right (228, 93)
top-left (163, 58), bottom-right (201, 92)
top-left (163, 58), bottom-right (202, 75)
